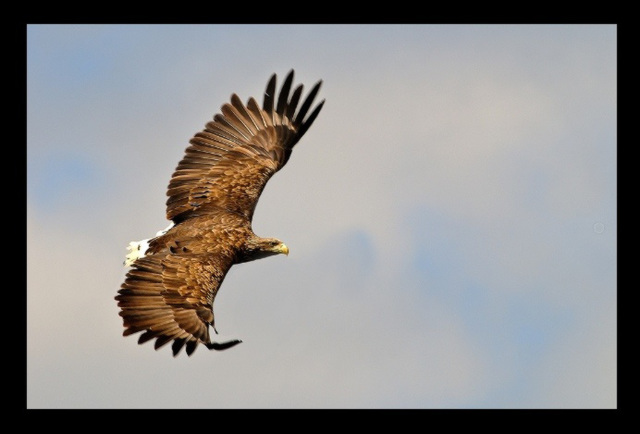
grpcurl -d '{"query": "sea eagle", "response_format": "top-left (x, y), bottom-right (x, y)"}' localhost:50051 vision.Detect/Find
top-left (116, 70), bottom-right (324, 356)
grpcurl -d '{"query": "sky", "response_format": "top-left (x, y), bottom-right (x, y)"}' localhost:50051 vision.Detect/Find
top-left (26, 24), bottom-right (617, 409)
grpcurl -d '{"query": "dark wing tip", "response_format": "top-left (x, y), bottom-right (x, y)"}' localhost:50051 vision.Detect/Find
top-left (185, 339), bottom-right (198, 356)
top-left (275, 70), bottom-right (295, 115)
top-left (263, 73), bottom-right (277, 113)
top-left (172, 338), bottom-right (187, 356)
top-left (294, 79), bottom-right (323, 126)
top-left (297, 98), bottom-right (325, 138)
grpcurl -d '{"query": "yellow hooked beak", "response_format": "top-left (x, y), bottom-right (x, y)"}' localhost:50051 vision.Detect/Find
top-left (278, 243), bottom-right (289, 256)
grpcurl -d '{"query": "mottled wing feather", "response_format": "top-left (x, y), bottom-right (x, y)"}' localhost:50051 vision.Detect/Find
top-left (166, 70), bottom-right (324, 223)
top-left (116, 250), bottom-right (233, 356)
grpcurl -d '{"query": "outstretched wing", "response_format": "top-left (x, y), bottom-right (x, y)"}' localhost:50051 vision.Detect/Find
top-left (166, 70), bottom-right (324, 223)
top-left (116, 242), bottom-right (239, 356)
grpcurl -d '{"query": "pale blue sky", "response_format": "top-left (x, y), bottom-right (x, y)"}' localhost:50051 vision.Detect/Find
top-left (27, 24), bottom-right (616, 408)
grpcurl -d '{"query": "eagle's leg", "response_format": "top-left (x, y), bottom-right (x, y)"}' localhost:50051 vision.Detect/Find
top-left (205, 339), bottom-right (243, 351)
top-left (208, 322), bottom-right (242, 350)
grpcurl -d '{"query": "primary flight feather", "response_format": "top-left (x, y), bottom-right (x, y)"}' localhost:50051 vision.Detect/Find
top-left (116, 70), bottom-right (324, 356)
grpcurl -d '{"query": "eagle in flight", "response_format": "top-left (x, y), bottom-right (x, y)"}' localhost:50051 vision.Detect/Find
top-left (116, 70), bottom-right (324, 356)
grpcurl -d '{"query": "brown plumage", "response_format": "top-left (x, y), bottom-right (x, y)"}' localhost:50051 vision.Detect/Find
top-left (116, 70), bottom-right (324, 356)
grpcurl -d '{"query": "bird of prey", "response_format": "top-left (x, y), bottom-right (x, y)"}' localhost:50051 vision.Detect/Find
top-left (115, 70), bottom-right (324, 356)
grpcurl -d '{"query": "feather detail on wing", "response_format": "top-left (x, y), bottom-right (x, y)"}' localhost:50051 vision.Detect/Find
top-left (166, 70), bottom-right (325, 223)
top-left (116, 250), bottom-right (234, 356)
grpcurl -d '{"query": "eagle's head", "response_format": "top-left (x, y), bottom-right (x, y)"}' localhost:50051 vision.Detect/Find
top-left (238, 236), bottom-right (289, 263)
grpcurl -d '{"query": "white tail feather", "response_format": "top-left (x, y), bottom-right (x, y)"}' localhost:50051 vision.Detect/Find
top-left (124, 239), bottom-right (150, 267)
top-left (123, 222), bottom-right (174, 267)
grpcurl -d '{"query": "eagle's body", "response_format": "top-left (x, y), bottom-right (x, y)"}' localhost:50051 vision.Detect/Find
top-left (116, 70), bottom-right (324, 356)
